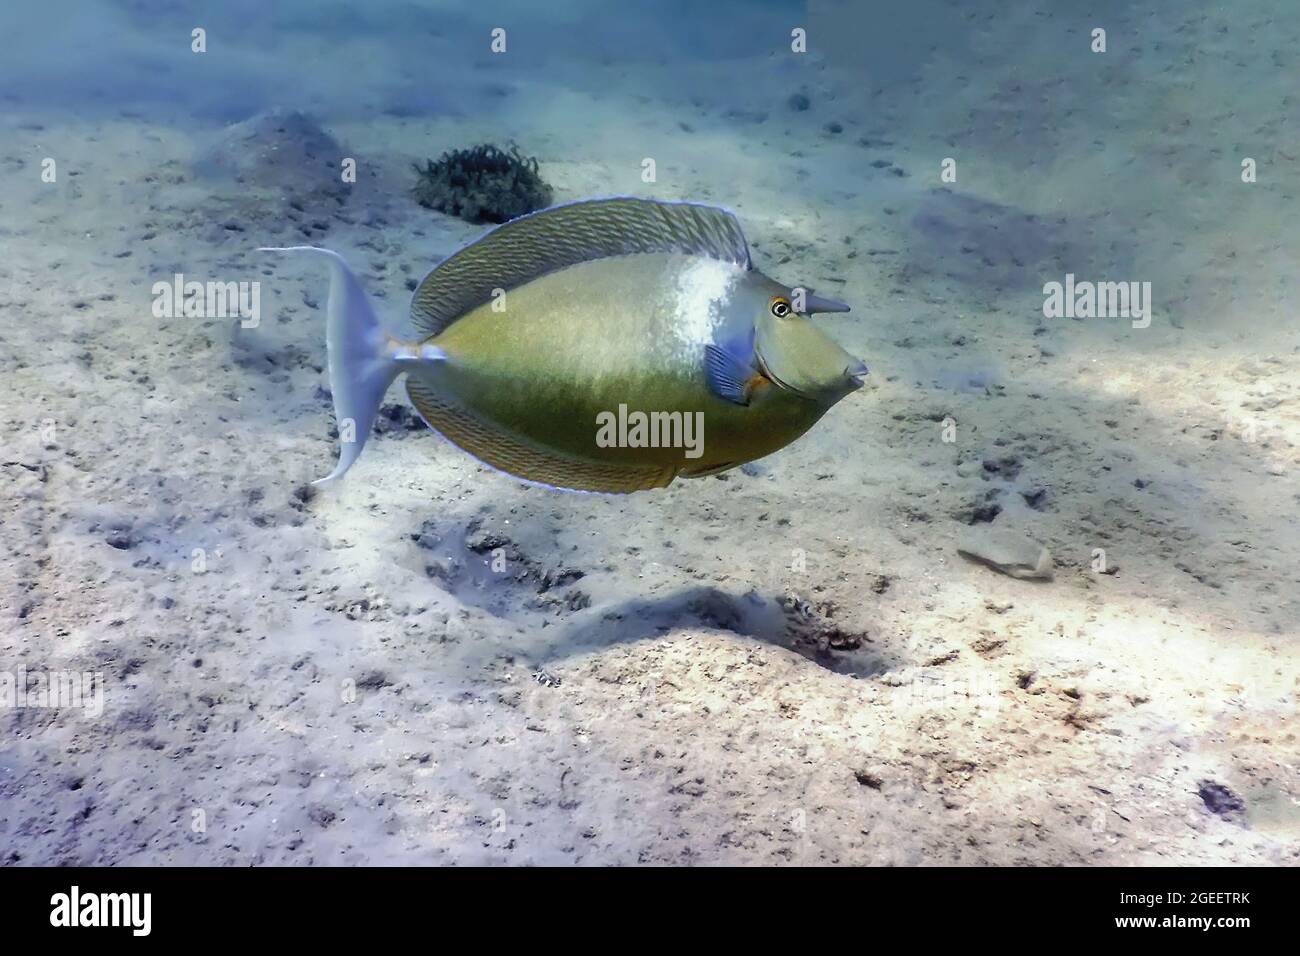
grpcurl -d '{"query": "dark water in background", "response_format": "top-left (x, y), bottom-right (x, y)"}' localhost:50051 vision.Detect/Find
top-left (3, 0), bottom-right (1292, 338)
top-left (3, 1), bottom-right (807, 120)
top-left (0, 2), bottom-right (1215, 114)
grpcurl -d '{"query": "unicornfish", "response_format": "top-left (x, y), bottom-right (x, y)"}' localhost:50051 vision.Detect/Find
top-left (260, 197), bottom-right (867, 493)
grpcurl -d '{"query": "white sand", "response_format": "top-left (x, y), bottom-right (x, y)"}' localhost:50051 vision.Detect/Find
top-left (0, 1), bottom-right (1296, 865)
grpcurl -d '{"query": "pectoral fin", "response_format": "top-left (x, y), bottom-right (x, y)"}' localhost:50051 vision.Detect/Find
top-left (705, 344), bottom-right (758, 406)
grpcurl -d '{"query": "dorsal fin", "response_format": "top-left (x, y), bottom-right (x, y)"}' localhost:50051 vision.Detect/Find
top-left (409, 197), bottom-right (751, 338)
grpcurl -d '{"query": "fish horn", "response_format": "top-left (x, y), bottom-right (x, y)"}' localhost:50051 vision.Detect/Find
top-left (801, 292), bottom-right (851, 314)
top-left (257, 246), bottom-right (411, 486)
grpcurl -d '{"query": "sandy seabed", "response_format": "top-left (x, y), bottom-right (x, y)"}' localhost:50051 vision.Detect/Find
top-left (0, 1), bottom-right (1297, 865)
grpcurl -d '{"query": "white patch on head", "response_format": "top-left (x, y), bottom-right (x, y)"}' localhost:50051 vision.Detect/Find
top-left (668, 257), bottom-right (743, 360)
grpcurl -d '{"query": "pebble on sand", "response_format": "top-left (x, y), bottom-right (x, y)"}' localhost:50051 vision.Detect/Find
top-left (957, 525), bottom-right (1053, 581)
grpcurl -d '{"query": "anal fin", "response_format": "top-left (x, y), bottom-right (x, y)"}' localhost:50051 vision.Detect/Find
top-left (680, 460), bottom-right (738, 479)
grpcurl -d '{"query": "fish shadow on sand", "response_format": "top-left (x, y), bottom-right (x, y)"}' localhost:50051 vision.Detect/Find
top-left (905, 188), bottom-right (1076, 296)
top-left (901, 187), bottom-right (1138, 304)
top-left (532, 585), bottom-right (892, 679)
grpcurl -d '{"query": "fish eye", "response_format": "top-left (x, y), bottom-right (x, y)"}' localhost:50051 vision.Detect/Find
top-left (770, 297), bottom-right (792, 318)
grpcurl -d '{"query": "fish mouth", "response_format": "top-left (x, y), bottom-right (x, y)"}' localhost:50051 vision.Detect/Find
top-left (755, 348), bottom-right (813, 400)
top-left (845, 359), bottom-right (869, 390)
top-left (755, 350), bottom-right (869, 399)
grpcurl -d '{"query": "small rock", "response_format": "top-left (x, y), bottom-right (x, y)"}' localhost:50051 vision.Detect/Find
top-left (372, 402), bottom-right (425, 436)
top-left (105, 531), bottom-right (134, 550)
top-left (826, 629), bottom-right (862, 651)
top-left (355, 670), bottom-right (392, 691)
top-left (1197, 780), bottom-right (1247, 824)
top-left (957, 525), bottom-right (1053, 580)
top-left (854, 769), bottom-right (883, 789)
top-left (308, 805), bottom-right (337, 828)
top-left (1021, 488), bottom-right (1049, 510)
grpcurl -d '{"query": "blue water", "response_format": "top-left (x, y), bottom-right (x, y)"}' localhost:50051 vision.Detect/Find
top-left (2, 0), bottom-right (1296, 869)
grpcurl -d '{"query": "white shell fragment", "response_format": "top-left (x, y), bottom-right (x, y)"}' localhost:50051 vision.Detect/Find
top-left (957, 526), bottom-right (1054, 581)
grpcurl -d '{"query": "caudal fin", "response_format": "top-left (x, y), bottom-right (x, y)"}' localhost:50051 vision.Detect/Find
top-left (258, 246), bottom-right (401, 486)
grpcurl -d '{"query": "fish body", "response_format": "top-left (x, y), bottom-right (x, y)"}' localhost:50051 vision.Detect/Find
top-left (261, 197), bottom-right (866, 493)
top-left (415, 253), bottom-right (835, 485)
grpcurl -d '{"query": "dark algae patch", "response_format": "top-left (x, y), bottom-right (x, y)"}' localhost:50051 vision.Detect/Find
top-left (412, 143), bottom-right (553, 223)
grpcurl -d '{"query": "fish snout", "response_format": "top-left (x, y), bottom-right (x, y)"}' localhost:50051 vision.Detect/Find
top-left (801, 292), bottom-right (852, 314)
